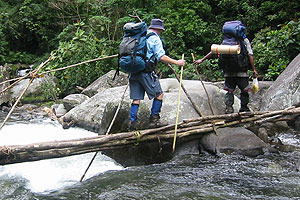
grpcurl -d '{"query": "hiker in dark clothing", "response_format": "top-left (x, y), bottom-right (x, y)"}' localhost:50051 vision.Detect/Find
top-left (128, 19), bottom-right (185, 131)
top-left (194, 21), bottom-right (258, 113)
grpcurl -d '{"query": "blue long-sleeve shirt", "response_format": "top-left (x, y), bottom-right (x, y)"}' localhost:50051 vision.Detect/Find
top-left (146, 30), bottom-right (165, 64)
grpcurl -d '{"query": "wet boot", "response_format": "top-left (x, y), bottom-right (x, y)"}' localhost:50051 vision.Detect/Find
top-left (149, 114), bottom-right (168, 129)
top-left (128, 103), bottom-right (139, 131)
top-left (239, 92), bottom-right (250, 112)
top-left (224, 92), bottom-right (234, 114)
top-left (128, 120), bottom-right (137, 131)
top-left (149, 99), bottom-right (168, 128)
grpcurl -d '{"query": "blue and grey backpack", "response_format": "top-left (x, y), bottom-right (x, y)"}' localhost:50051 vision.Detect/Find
top-left (118, 22), bottom-right (154, 74)
top-left (219, 21), bottom-right (250, 72)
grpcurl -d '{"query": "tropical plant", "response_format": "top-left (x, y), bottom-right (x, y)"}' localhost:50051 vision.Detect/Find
top-left (252, 19), bottom-right (300, 80)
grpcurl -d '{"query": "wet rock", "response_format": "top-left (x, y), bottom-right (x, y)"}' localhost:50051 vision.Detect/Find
top-left (82, 70), bottom-right (128, 97)
top-left (257, 127), bottom-right (270, 143)
top-left (174, 140), bottom-right (200, 156)
top-left (102, 140), bottom-right (173, 167)
top-left (10, 74), bottom-right (57, 102)
top-left (63, 94), bottom-right (89, 111)
top-left (64, 78), bottom-right (239, 133)
top-left (261, 53), bottom-right (300, 111)
top-left (54, 104), bottom-right (67, 118)
top-left (199, 127), bottom-right (268, 156)
top-left (0, 64), bottom-right (12, 106)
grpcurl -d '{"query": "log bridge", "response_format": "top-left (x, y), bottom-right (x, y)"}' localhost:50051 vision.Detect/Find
top-left (1, 106), bottom-right (300, 166)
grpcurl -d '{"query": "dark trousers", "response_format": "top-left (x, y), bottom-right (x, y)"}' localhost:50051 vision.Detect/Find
top-left (224, 77), bottom-right (250, 108)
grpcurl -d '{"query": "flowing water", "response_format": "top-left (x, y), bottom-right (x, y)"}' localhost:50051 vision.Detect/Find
top-left (1, 112), bottom-right (300, 200)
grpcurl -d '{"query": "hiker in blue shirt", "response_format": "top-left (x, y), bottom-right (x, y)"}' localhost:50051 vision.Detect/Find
top-left (128, 19), bottom-right (186, 131)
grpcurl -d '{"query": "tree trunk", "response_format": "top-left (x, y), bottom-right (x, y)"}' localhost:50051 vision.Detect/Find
top-left (1, 106), bottom-right (299, 165)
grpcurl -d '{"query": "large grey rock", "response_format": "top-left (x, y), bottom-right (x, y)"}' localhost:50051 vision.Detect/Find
top-left (56, 104), bottom-right (68, 118)
top-left (0, 64), bottom-right (11, 105)
top-left (63, 93), bottom-right (89, 111)
top-left (10, 74), bottom-right (56, 101)
top-left (261, 53), bottom-right (300, 111)
top-left (63, 78), bottom-right (241, 133)
top-left (199, 127), bottom-right (268, 156)
top-left (82, 70), bottom-right (128, 97)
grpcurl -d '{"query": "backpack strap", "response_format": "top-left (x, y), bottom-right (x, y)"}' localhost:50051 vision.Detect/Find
top-left (114, 52), bottom-right (122, 80)
top-left (131, 31), bottom-right (146, 69)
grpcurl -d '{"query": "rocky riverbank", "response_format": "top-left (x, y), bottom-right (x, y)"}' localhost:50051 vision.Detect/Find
top-left (1, 54), bottom-right (299, 164)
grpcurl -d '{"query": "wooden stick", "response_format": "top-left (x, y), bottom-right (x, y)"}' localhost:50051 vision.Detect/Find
top-left (0, 54), bottom-right (119, 88)
top-left (80, 81), bottom-right (129, 182)
top-left (172, 54), bottom-right (184, 153)
top-left (0, 71), bottom-right (34, 94)
top-left (38, 54), bottom-right (118, 76)
top-left (0, 54), bottom-right (55, 130)
top-left (191, 53), bottom-right (215, 115)
top-left (183, 111), bottom-right (269, 123)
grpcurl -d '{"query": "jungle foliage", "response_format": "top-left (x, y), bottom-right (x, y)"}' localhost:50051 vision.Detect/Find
top-left (0, 0), bottom-right (299, 96)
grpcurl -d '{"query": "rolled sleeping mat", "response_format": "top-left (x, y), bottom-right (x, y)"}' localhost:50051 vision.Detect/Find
top-left (211, 44), bottom-right (240, 54)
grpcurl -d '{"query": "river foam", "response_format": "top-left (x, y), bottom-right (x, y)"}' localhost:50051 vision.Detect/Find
top-left (0, 121), bottom-right (123, 193)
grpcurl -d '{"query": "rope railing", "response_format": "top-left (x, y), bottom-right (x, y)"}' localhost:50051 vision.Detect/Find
top-left (0, 54), bottom-right (118, 130)
top-left (0, 54), bottom-right (119, 94)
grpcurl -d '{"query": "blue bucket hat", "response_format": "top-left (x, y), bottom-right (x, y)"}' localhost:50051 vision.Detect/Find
top-left (149, 19), bottom-right (165, 30)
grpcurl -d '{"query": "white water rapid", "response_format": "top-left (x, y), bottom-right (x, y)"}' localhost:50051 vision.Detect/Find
top-left (0, 120), bottom-right (123, 194)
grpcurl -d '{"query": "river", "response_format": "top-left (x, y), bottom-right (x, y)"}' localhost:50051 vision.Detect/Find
top-left (1, 111), bottom-right (300, 199)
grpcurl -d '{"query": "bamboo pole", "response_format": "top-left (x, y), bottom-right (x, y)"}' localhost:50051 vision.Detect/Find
top-left (38, 54), bottom-right (118, 76)
top-left (0, 70), bottom-right (34, 94)
top-left (79, 81), bottom-right (129, 182)
top-left (191, 53), bottom-right (215, 115)
top-left (172, 54), bottom-right (184, 153)
top-left (0, 54), bottom-right (55, 131)
top-left (0, 54), bottom-right (119, 92)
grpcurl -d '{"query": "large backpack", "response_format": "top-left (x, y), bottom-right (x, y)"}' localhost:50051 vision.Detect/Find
top-left (218, 21), bottom-right (251, 72)
top-left (118, 22), bottom-right (153, 74)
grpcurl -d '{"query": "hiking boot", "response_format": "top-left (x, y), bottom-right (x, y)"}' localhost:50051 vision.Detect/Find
top-left (149, 114), bottom-right (168, 129)
top-left (128, 120), bottom-right (137, 132)
top-left (239, 106), bottom-right (250, 112)
top-left (240, 92), bottom-right (250, 112)
top-left (225, 106), bottom-right (234, 114)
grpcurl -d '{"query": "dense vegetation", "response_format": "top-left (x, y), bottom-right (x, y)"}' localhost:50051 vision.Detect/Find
top-left (0, 0), bottom-right (299, 97)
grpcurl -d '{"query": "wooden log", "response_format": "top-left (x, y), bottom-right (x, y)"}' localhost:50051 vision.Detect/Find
top-left (1, 106), bottom-right (300, 165)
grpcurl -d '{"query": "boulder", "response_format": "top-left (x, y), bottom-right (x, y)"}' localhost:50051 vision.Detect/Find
top-left (261, 53), bottom-right (300, 111)
top-left (199, 127), bottom-right (268, 156)
top-left (0, 64), bottom-right (11, 106)
top-left (10, 74), bottom-right (56, 101)
top-left (62, 93), bottom-right (89, 112)
top-left (81, 70), bottom-right (128, 97)
top-left (54, 104), bottom-right (68, 118)
top-left (63, 78), bottom-right (241, 133)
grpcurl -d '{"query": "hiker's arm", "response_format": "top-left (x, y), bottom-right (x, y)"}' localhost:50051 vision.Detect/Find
top-left (194, 51), bottom-right (213, 65)
top-left (249, 55), bottom-right (258, 78)
top-left (160, 55), bottom-right (185, 66)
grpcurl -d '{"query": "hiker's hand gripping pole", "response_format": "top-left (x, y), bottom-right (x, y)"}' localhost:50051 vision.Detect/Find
top-left (172, 54), bottom-right (184, 153)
